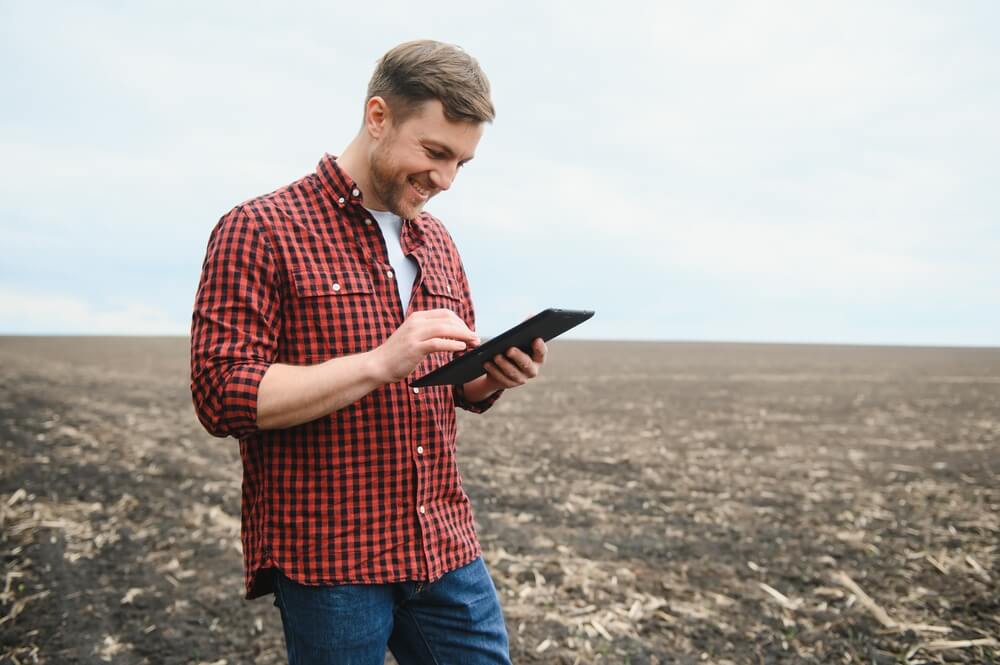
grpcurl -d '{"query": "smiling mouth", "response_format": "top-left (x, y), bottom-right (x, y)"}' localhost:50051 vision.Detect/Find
top-left (408, 177), bottom-right (430, 199)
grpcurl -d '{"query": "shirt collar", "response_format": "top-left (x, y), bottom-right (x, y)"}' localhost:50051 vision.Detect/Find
top-left (315, 153), bottom-right (429, 244)
top-left (316, 153), bottom-right (364, 209)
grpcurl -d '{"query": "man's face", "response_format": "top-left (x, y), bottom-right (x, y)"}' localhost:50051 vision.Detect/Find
top-left (367, 99), bottom-right (484, 219)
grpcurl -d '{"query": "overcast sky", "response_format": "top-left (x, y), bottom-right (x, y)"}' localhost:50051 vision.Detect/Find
top-left (2, 2), bottom-right (998, 345)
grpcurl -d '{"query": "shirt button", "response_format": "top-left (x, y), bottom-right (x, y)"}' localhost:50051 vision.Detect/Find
top-left (365, 219), bottom-right (372, 226)
top-left (417, 445), bottom-right (424, 455)
top-left (387, 270), bottom-right (394, 279)
top-left (352, 188), bottom-right (360, 197)
top-left (412, 386), bottom-right (420, 394)
top-left (332, 283), bottom-right (341, 292)
top-left (338, 196), bottom-right (345, 204)
top-left (419, 505), bottom-right (426, 515)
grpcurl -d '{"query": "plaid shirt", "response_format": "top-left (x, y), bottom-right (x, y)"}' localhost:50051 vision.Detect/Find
top-left (190, 154), bottom-right (501, 599)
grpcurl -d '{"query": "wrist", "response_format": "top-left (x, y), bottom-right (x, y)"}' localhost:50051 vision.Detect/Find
top-left (462, 373), bottom-right (502, 403)
top-left (361, 348), bottom-right (390, 386)
top-left (479, 373), bottom-right (503, 394)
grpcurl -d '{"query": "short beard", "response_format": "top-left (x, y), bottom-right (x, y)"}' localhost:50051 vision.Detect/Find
top-left (368, 141), bottom-right (407, 218)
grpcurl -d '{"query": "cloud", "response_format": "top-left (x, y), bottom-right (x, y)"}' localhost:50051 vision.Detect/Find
top-left (0, 287), bottom-right (186, 335)
top-left (442, 156), bottom-right (997, 306)
top-left (1, 2), bottom-right (997, 344)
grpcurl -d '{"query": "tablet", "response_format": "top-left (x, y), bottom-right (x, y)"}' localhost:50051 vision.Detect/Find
top-left (412, 308), bottom-right (595, 387)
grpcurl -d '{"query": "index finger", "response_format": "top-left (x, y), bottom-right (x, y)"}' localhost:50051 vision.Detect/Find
top-left (421, 320), bottom-right (479, 343)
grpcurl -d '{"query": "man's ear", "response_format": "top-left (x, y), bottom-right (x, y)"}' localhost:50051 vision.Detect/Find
top-left (365, 96), bottom-right (390, 139)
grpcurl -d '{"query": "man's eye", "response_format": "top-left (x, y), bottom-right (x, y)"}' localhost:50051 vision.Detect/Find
top-left (426, 149), bottom-right (444, 159)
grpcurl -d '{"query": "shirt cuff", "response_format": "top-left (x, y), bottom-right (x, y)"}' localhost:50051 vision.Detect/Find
top-left (453, 382), bottom-right (504, 414)
top-left (211, 361), bottom-right (270, 438)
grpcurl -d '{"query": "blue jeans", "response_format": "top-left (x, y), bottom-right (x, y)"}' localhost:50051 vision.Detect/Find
top-left (272, 557), bottom-right (512, 665)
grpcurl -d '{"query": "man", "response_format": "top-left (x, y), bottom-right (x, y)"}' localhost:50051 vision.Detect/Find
top-left (190, 40), bottom-right (545, 664)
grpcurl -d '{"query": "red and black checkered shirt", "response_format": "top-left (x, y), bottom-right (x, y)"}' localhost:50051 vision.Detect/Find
top-left (190, 154), bottom-right (501, 599)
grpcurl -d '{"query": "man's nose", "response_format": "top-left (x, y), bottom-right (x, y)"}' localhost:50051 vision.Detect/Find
top-left (429, 163), bottom-right (458, 192)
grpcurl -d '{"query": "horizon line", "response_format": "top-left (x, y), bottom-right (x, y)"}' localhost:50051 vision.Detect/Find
top-left (0, 333), bottom-right (997, 351)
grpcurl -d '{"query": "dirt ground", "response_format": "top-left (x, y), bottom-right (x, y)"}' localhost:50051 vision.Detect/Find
top-left (1, 336), bottom-right (997, 664)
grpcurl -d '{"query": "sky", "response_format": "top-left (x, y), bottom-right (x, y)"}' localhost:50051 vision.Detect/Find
top-left (1, 2), bottom-right (998, 346)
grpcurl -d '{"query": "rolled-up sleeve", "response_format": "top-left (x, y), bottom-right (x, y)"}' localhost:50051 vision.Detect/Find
top-left (452, 381), bottom-right (504, 413)
top-left (190, 206), bottom-right (281, 439)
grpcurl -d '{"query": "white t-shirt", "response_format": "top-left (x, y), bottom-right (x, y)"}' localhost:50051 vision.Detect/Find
top-left (366, 208), bottom-right (419, 315)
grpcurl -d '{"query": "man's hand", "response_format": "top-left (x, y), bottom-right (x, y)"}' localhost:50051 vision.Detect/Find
top-left (459, 337), bottom-right (547, 404)
top-left (482, 337), bottom-right (547, 389)
top-left (370, 309), bottom-right (480, 384)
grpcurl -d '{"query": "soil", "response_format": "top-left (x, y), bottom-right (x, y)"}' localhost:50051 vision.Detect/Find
top-left (1, 337), bottom-right (997, 664)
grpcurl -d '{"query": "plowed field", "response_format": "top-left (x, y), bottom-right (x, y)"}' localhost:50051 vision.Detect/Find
top-left (1, 337), bottom-right (997, 664)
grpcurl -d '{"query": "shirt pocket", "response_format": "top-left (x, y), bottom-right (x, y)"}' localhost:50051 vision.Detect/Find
top-left (284, 268), bottom-right (377, 361)
top-left (292, 269), bottom-right (373, 297)
top-left (418, 271), bottom-right (461, 312)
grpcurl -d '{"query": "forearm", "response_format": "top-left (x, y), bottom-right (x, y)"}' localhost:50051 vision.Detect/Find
top-left (256, 351), bottom-right (384, 430)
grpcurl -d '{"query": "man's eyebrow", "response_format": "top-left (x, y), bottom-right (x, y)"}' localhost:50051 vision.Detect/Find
top-left (423, 140), bottom-right (475, 163)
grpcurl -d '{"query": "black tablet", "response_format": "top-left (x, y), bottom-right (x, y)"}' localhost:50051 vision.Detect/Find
top-left (412, 308), bottom-right (595, 387)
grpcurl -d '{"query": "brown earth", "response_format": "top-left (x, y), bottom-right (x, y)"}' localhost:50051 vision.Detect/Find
top-left (1, 337), bottom-right (998, 664)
